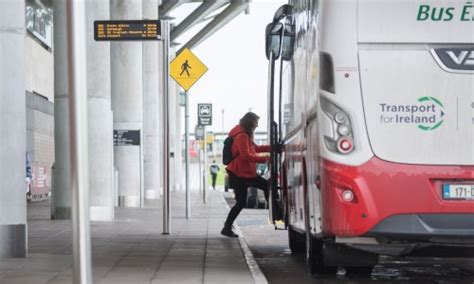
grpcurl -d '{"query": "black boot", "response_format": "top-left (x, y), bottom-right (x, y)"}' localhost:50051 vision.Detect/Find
top-left (221, 224), bottom-right (238, 238)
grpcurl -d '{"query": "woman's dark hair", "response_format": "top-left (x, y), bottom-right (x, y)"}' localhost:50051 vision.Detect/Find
top-left (239, 112), bottom-right (260, 138)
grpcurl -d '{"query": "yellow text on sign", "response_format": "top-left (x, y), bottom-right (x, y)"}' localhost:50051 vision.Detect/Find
top-left (170, 48), bottom-right (208, 91)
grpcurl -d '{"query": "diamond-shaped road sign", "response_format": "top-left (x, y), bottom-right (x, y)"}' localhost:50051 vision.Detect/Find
top-left (170, 48), bottom-right (208, 91)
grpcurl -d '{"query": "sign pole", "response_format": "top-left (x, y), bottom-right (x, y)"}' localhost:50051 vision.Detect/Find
top-left (184, 90), bottom-right (190, 219)
top-left (162, 20), bottom-right (170, 235)
top-left (203, 126), bottom-right (208, 204)
top-left (169, 49), bottom-right (209, 206)
top-left (66, 0), bottom-right (92, 282)
top-left (198, 144), bottom-right (202, 196)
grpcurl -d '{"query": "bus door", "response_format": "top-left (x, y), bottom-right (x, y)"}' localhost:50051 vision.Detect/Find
top-left (265, 4), bottom-right (295, 225)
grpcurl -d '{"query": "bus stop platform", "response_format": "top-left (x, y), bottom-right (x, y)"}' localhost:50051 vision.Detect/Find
top-left (0, 189), bottom-right (267, 284)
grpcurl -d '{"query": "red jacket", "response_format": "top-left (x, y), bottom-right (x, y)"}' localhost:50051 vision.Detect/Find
top-left (226, 125), bottom-right (271, 178)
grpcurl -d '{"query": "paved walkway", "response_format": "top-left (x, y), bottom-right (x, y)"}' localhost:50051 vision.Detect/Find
top-left (0, 189), bottom-right (266, 284)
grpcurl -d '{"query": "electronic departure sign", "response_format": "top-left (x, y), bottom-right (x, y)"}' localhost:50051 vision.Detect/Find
top-left (94, 20), bottom-right (161, 41)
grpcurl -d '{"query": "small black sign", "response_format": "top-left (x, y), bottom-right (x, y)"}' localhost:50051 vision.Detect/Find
top-left (198, 103), bottom-right (212, 126)
top-left (114, 130), bottom-right (140, 146)
top-left (94, 20), bottom-right (161, 41)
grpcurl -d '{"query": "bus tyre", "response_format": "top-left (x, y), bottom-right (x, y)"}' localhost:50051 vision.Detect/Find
top-left (288, 227), bottom-right (305, 254)
top-left (305, 235), bottom-right (337, 275)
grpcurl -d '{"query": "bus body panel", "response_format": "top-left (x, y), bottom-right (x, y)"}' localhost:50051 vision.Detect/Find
top-left (282, 0), bottom-right (316, 233)
top-left (284, 133), bottom-right (308, 232)
top-left (360, 49), bottom-right (474, 165)
top-left (321, 157), bottom-right (474, 238)
top-left (358, 0), bottom-right (474, 44)
top-left (318, 0), bottom-right (375, 166)
top-left (307, 114), bottom-right (323, 235)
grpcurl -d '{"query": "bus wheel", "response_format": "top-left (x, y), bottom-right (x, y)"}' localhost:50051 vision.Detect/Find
top-left (305, 235), bottom-right (337, 275)
top-left (288, 227), bottom-right (305, 254)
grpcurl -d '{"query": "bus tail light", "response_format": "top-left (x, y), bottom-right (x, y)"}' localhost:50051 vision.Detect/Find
top-left (341, 189), bottom-right (355, 202)
top-left (321, 97), bottom-right (355, 155)
top-left (337, 137), bottom-right (353, 154)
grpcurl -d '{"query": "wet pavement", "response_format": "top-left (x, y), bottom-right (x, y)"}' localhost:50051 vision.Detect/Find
top-left (0, 189), bottom-right (262, 284)
top-left (226, 195), bottom-right (474, 284)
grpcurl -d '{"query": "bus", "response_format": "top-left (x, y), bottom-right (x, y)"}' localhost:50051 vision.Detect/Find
top-left (265, 0), bottom-right (474, 275)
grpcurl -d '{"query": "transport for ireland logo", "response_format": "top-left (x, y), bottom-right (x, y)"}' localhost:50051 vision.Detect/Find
top-left (379, 97), bottom-right (445, 131)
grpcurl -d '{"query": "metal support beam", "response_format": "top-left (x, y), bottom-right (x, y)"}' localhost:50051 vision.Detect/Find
top-left (159, 0), bottom-right (191, 17)
top-left (178, 0), bottom-right (249, 53)
top-left (184, 91), bottom-right (190, 219)
top-left (161, 20), bottom-right (171, 235)
top-left (170, 0), bottom-right (228, 41)
top-left (203, 126), bottom-right (208, 204)
top-left (66, 0), bottom-right (92, 282)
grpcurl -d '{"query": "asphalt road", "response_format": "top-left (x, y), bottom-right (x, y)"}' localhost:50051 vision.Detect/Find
top-left (231, 204), bottom-right (474, 284)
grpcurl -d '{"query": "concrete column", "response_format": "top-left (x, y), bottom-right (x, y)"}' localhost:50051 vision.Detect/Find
top-left (143, 0), bottom-right (161, 200)
top-left (52, 0), bottom-right (72, 220)
top-left (0, 0), bottom-right (27, 257)
top-left (86, 0), bottom-right (114, 220)
top-left (111, 0), bottom-right (143, 207)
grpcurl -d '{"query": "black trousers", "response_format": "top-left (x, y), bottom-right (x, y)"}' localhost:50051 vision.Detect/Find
top-left (211, 173), bottom-right (217, 189)
top-left (224, 171), bottom-right (268, 227)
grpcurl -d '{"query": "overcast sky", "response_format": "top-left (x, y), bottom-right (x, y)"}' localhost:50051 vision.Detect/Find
top-left (170, 0), bottom-right (286, 134)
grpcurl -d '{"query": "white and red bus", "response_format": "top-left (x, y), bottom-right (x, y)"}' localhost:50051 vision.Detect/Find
top-left (265, 0), bottom-right (474, 275)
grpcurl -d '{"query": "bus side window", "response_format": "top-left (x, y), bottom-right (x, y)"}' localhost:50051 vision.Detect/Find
top-left (320, 52), bottom-right (335, 94)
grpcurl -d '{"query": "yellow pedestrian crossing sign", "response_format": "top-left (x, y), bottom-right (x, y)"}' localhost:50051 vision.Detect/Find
top-left (170, 48), bottom-right (208, 91)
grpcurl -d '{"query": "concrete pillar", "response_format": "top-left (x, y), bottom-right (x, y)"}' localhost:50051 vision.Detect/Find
top-left (52, 0), bottom-right (72, 220)
top-left (0, 0), bottom-right (27, 257)
top-left (143, 0), bottom-right (162, 200)
top-left (111, 0), bottom-right (143, 207)
top-left (86, 0), bottom-right (114, 220)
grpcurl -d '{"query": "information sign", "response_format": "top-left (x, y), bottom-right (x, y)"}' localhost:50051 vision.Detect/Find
top-left (94, 20), bottom-right (161, 41)
top-left (113, 130), bottom-right (141, 146)
top-left (198, 104), bottom-right (212, 126)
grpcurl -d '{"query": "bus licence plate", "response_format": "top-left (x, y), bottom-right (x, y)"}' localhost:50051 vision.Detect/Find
top-left (443, 184), bottom-right (474, 200)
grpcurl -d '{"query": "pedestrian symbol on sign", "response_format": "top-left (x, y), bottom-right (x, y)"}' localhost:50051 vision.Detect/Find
top-left (169, 48), bottom-right (208, 91)
top-left (180, 60), bottom-right (191, 77)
